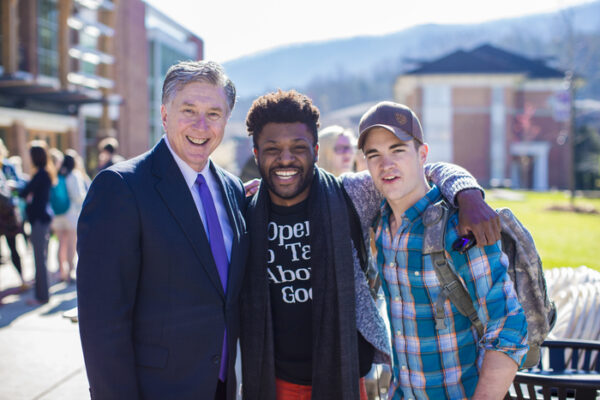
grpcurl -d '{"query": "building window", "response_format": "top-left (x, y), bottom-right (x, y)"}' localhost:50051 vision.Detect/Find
top-left (490, 87), bottom-right (507, 185)
top-left (84, 116), bottom-right (102, 174)
top-left (422, 84), bottom-right (452, 162)
top-left (37, 0), bottom-right (59, 77)
top-left (79, 31), bottom-right (98, 50)
top-left (147, 42), bottom-right (190, 145)
top-left (159, 43), bottom-right (188, 75)
top-left (81, 60), bottom-right (96, 75)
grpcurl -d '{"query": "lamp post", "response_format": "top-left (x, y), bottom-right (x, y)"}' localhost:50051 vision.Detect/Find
top-left (565, 70), bottom-right (577, 204)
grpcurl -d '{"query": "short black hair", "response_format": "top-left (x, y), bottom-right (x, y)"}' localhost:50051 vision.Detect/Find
top-left (98, 137), bottom-right (119, 154)
top-left (29, 141), bottom-right (48, 170)
top-left (246, 89), bottom-right (320, 148)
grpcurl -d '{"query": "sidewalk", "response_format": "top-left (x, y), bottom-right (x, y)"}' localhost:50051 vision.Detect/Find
top-left (0, 237), bottom-right (89, 400)
top-left (0, 237), bottom-right (388, 399)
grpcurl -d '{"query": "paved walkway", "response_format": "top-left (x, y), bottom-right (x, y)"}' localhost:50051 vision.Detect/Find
top-left (0, 237), bottom-right (89, 400)
top-left (0, 237), bottom-right (390, 399)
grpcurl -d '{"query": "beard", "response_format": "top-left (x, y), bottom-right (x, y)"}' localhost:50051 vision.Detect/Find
top-left (258, 161), bottom-right (316, 202)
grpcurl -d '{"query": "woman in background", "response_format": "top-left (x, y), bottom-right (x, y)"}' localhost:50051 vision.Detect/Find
top-left (0, 140), bottom-right (26, 289)
top-left (20, 141), bottom-right (55, 305)
top-left (51, 150), bottom-right (87, 283)
top-left (317, 125), bottom-right (357, 176)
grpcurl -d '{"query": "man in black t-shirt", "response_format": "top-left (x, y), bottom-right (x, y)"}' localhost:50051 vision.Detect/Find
top-left (239, 90), bottom-right (500, 400)
top-left (266, 202), bottom-right (313, 384)
top-left (241, 90), bottom-right (379, 399)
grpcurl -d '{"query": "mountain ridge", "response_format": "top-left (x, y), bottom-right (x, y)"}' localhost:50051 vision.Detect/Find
top-left (223, 1), bottom-right (600, 99)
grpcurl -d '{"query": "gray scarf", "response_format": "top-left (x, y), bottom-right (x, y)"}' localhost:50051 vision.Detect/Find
top-left (240, 167), bottom-right (360, 400)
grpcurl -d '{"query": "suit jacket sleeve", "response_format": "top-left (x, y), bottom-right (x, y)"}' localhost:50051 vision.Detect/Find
top-left (77, 170), bottom-right (142, 399)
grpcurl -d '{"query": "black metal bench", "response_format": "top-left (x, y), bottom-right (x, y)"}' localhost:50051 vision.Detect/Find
top-left (505, 339), bottom-right (600, 400)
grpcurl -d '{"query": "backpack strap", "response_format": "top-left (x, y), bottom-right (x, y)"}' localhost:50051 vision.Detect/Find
top-left (423, 200), bottom-right (484, 337)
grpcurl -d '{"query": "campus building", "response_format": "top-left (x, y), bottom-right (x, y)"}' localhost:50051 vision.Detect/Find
top-left (0, 0), bottom-right (202, 173)
top-left (394, 44), bottom-right (570, 190)
top-left (146, 4), bottom-right (203, 147)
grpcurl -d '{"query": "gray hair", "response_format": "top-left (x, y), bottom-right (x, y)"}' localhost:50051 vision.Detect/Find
top-left (161, 60), bottom-right (236, 111)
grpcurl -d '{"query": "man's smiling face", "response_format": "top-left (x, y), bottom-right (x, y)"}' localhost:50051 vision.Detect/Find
top-left (161, 81), bottom-right (230, 171)
top-left (254, 122), bottom-right (318, 207)
top-left (363, 127), bottom-right (428, 207)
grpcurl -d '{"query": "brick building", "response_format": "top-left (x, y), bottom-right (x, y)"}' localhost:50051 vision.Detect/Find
top-left (0, 0), bottom-right (202, 173)
top-left (395, 44), bottom-right (570, 190)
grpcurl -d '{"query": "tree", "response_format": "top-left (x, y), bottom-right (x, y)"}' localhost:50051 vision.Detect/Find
top-left (575, 124), bottom-right (600, 190)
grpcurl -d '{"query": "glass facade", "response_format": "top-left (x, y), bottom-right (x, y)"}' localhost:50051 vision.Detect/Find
top-left (79, 31), bottom-right (98, 50)
top-left (148, 40), bottom-right (191, 145)
top-left (74, 12), bottom-right (100, 76)
top-left (81, 60), bottom-right (97, 75)
top-left (84, 116), bottom-right (100, 173)
top-left (37, 0), bottom-right (59, 77)
top-left (160, 45), bottom-right (188, 75)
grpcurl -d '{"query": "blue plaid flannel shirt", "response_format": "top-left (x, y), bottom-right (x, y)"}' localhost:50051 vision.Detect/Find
top-left (375, 185), bottom-right (528, 400)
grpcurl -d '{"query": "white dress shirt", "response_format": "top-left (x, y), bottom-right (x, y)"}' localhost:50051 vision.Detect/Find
top-left (165, 136), bottom-right (233, 262)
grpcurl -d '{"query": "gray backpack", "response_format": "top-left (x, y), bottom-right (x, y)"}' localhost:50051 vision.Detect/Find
top-left (422, 200), bottom-right (556, 369)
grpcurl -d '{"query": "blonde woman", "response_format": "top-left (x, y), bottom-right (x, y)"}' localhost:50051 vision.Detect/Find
top-left (317, 125), bottom-right (357, 176)
top-left (51, 149), bottom-right (87, 283)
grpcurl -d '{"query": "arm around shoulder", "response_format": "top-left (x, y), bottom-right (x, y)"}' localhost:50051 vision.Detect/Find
top-left (425, 162), bottom-right (501, 246)
top-left (424, 162), bottom-right (483, 205)
top-left (77, 169), bottom-right (142, 398)
top-left (341, 171), bottom-right (383, 230)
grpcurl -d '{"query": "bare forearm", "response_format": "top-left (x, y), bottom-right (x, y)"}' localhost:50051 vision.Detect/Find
top-left (472, 350), bottom-right (518, 400)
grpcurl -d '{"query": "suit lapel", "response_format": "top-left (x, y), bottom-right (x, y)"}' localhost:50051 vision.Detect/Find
top-left (151, 140), bottom-right (225, 298)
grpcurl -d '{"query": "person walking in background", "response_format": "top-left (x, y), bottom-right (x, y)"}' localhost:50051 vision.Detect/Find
top-left (0, 139), bottom-right (27, 290)
top-left (48, 148), bottom-right (64, 177)
top-left (51, 149), bottom-right (86, 283)
top-left (73, 151), bottom-right (92, 190)
top-left (77, 60), bottom-right (248, 400)
top-left (317, 125), bottom-right (357, 176)
top-left (96, 137), bottom-right (124, 174)
top-left (19, 141), bottom-right (55, 306)
top-left (7, 155), bottom-right (30, 244)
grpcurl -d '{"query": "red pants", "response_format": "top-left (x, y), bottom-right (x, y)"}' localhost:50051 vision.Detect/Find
top-left (275, 377), bottom-right (368, 400)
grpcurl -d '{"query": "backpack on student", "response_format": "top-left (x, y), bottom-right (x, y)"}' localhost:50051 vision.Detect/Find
top-left (50, 175), bottom-right (70, 215)
top-left (422, 200), bottom-right (556, 369)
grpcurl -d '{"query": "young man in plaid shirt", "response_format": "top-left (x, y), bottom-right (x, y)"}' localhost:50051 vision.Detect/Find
top-left (358, 101), bottom-right (528, 400)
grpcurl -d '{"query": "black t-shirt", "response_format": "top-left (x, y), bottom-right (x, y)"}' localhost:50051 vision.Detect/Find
top-left (267, 198), bottom-right (374, 385)
top-left (268, 199), bottom-right (313, 384)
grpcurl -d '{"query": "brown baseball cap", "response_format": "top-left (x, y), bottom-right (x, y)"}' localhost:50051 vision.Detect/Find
top-left (357, 101), bottom-right (424, 150)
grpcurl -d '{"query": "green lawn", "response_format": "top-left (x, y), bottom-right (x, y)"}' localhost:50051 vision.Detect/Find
top-left (487, 190), bottom-right (600, 272)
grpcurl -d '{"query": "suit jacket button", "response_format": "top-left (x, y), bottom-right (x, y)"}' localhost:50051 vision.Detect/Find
top-left (212, 355), bottom-right (220, 365)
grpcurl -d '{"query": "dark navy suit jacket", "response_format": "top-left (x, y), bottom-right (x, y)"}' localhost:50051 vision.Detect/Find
top-left (77, 139), bottom-right (248, 399)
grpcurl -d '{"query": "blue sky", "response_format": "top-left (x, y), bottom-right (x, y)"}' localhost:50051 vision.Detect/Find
top-left (145, 0), bottom-right (594, 62)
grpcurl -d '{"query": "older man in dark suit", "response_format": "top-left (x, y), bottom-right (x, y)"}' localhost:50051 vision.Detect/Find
top-left (77, 61), bottom-right (248, 400)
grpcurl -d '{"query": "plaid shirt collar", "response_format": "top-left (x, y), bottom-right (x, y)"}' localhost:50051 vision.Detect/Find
top-left (379, 184), bottom-right (441, 225)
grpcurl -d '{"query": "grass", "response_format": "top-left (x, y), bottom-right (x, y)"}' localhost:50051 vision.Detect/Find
top-left (487, 190), bottom-right (600, 272)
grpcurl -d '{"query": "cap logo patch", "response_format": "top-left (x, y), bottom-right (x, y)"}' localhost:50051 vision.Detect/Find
top-left (395, 113), bottom-right (407, 126)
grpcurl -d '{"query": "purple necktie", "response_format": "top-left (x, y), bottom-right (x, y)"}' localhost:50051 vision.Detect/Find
top-left (195, 173), bottom-right (229, 381)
